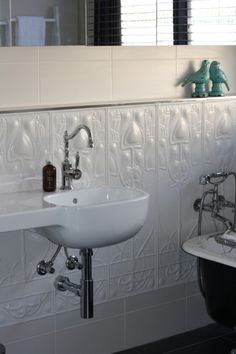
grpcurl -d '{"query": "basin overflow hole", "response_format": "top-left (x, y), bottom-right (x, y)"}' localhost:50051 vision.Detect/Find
top-left (73, 198), bottom-right (78, 204)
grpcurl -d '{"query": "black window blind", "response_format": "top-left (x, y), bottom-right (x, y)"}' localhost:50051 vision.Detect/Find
top-left (87, 0), bottom-right (236, 45)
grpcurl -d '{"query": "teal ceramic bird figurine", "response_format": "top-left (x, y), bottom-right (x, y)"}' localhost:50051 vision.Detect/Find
top-left (209, 61), bottom-right (230, 97)
top-left (181, 60), bottom-right (210, 98)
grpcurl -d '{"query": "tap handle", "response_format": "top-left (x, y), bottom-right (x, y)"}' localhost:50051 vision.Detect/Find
top-left (199, 175), bottom-right (209, 185)
top-left (75, 152), bottom-right (80, 169)
top-left (200, 172), bottom-right (229, 186)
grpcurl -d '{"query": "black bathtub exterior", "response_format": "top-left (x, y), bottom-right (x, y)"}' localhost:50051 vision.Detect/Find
top-left (199, 258), bottom-right (236, 327)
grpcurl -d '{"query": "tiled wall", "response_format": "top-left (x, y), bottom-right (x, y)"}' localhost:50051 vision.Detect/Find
top-left (0, 46), bottom-right (236, 109)
top-left (0, 98), bottom-right (236, 353)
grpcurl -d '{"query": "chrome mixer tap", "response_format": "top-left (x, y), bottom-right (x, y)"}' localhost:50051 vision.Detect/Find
top-left (61, 124), bottom-right (94, 190)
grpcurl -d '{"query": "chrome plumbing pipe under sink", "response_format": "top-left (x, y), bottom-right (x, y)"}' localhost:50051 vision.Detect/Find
top-left (80, 248), bottom-right (93, 319)
top-left (54, 248), bottom-right (94, 319)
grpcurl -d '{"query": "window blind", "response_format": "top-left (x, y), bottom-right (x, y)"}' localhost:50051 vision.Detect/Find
top-left (189, 0), bottom-right (236, 44)
top-left (87, 0), bottom-right (236, 45)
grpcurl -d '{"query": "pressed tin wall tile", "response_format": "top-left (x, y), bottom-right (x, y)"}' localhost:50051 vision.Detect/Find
top-left (202, 100), bottom-right (236, 236)
top-left (0, 99), bottom-right (235, 336)
top-left (108, 105), bottom-right (156, 188)
top-left (203, 100), bottom-right (236, 172)
top-left (0, 112), bottom-right (50, 193)
top-left (0, 292), bottom-right (53, 327)
top-left (24, 230), bottom-right (56, 282)
top-left (0, 232), bottom-right (24, 287)
top-left (107, 105), bottom-right (156, 298)
top-left (157, 102), bottom-right (203, 287)
top-left (54, 265), bottom-right (108, 313)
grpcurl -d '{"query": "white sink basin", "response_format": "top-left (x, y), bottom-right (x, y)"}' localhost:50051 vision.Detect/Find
top-left (39, 187), bottom-right (149, 249)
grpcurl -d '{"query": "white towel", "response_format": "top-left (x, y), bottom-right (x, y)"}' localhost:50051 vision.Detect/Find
top-left (17, 16), bottom-right (46, 46)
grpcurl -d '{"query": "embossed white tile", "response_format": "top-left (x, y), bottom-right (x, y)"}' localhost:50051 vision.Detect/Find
top-left (203, 100), bottom-right (236, 173)
top-left (54, 266), bottom-right (108, 313)
top-left (0, 231), bottom-right (24, 287)
top-left (93, 266), bottom-right (109, 304)
top-left (108, 240), bottom-right (133, 265)
top-left (180, 260), bottom-right (197, 283)
top-left (157, 102), bottom-right (203, 288)
top-left (109, 258), bottom-right (155, 299)
top-left (109, 273), bottom-right (134, 300)
top-left (24, 230), bottom-right (57, 282)
top-left (107, 105), bottom-right (157, 296)
top-left (108, 105), bottom-right (156, 188)
top-left (133, 257), bottom-right (156, 293)
top-left (0, 292), bottom-right (53, 327)
top-left (0, 111), bottom-right (50, 193)
top-left (93, 248), bottom-right (109, 268)
top-left (159, 260), bottom-right (197, 288)
top-left (133, 269), bottom-right (155, 293)
top-left (54, 286), bottom-right (80, 314)
top-left (159, 264), bottom-right (181, 288)
top-left (0, 99), bottom-right (234, 343)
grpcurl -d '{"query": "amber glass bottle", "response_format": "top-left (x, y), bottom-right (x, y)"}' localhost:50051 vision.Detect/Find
top-left (42, 161), bottom-right (56, 192)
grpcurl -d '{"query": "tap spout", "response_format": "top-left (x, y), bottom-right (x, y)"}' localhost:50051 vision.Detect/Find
top-left (61, 124), bottom-right (94, 190)
top-left (64, 124), bottom-right (94, 148)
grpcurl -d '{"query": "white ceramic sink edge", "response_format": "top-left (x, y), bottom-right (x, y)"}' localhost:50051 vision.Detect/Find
top-left (40, 187), bottom-right (150, 249)
top-left (43, 186), bottom-right (148, 207)
top-left (0, 187), bottom-right (149, 249)
top-left (182, 233), bottom-right (236, 269)
top-left (0, 207), bottom-right (62, 233)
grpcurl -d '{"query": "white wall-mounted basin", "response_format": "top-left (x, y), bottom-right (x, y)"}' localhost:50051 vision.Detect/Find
top-left (39, 187), bottom-right (149, 249)
top-left (0, 187), bottom-right (149, 249)
top-left (182, 233), bottom-right (236, 269)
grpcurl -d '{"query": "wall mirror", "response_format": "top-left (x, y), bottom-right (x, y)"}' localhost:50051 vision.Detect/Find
top-left (0, 0), bottom-right (235, 47)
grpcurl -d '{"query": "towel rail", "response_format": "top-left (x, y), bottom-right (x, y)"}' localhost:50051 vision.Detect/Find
top-left (10, 18), bottom-right (56, 24)
top-left (0, 17), bottom-right (57, 26)
top-left (0, 5), bottom-right (60, 46)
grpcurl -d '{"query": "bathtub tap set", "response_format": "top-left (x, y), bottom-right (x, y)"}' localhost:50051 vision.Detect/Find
top-left (184, 171), bottom-right (236, 354)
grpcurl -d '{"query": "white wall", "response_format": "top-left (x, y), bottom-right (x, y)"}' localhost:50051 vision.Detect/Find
top-left (0, 46), bottom-right (235, 354)
top-left (0, 45), bottom-right (235, 109)
top-left (0, 98), bottom-right (235, 353)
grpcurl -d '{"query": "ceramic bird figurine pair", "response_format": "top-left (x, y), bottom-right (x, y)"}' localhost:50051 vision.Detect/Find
top-left (209, 61), bottom-right (230, 97)
top-left (181, 60), bottom-right (230, 97)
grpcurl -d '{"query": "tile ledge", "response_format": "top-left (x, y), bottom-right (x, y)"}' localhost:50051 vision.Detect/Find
top-left (0, 95), bottom-right (236, 113)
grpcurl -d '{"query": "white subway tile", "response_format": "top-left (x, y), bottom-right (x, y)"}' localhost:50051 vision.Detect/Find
top-left (112, 46), bottom-right (176, 60)
top-left (112, 60), bottom-right (176, 100)
top-left (39, 61), bottom-right (112, 105)
top-left (39, 46), bottom-right (112, 62)
top-left (0, 63), bottom-right (38, 108)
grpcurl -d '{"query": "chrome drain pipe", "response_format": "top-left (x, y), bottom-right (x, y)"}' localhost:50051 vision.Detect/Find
top-left (80, 248), bottom-right (93, 318)
top-left (54, 248), bottom-right (94, 319)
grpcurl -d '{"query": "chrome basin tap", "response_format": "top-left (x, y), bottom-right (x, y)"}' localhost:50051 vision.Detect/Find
top-left (61, 124), bottom-right (94, 190)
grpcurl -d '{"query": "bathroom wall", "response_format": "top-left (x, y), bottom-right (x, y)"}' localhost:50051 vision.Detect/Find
top-left (0, 45), bottom-right (235, 109)
top-left (0, 97), bottom-right (235, 354)
top-left (0, 45), bottom-right (235, 353)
